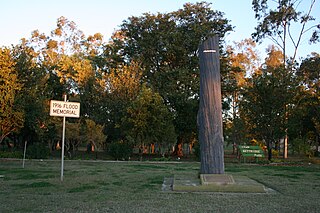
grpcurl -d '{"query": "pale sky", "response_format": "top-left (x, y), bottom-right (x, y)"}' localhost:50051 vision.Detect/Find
top-left (0, 0), bottom-right (319, 61)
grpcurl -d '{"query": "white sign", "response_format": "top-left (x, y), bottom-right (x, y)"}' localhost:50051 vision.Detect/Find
top-left (203, 49), bottom-right (216, 53)
top-left (50, 100), bottom-right (80, 118)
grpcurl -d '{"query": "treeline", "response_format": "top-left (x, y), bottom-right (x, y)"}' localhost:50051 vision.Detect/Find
top-left (0, 2), bottom-right (319, 160)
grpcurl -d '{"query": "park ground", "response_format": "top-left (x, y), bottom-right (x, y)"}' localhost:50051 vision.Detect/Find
top-left (1, 158), bottom-right (320, 213)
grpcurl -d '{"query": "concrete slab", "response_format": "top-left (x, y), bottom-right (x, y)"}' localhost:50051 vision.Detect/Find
top-left (172, 174), bottom-right (271, 193)
top-left (200, 174), bottom-right (235, 185)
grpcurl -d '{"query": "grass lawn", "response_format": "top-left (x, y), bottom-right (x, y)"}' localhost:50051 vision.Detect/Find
top-left (1, 159), bottom-right (320, 213)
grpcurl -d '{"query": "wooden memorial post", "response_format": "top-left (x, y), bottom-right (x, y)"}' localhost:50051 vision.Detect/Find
top-left (198, 36), bottom-right (224, 174)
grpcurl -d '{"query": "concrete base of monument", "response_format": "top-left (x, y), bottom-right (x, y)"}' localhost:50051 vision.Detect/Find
top-left (171, 174), bottom-right (271, 193)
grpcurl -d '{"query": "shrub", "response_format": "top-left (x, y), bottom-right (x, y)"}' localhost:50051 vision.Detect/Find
top-left (150, 157), bottom-right (171, 161)
top-left (193, 142), bottom-right (200, 161)
top-left (108, 141), bottom-right (132, 160)
top-left (27, 144), bottom-right (50, 159)
top-left (272, 149), bottom-right (279, 157)
top-left (0, 151), bottom-right (23, 159)
top-left (291, 138), bottom-right (315, 157)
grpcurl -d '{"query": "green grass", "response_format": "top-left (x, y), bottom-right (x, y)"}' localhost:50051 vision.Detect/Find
top-left (68, 184), bottom-right (97, 193)
top-left (1, 159), bottom-right (320, 212)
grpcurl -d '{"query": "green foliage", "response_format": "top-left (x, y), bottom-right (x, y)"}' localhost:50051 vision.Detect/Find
top-left (0, 150), bottom-right (23, 159)
top-left (102, 63), bottom-right (143, 143)
top-left (272, 149), bottom-right (279, 158)
top-left (12, 43), bottom-right (52, 146)
top-left (193, 142), bottom-right (200, 161)
top-left (112, 2), bottom-right (232, 144)
top-left (124, 84), bottom-right (176, 147)
top-left (288, 55), bottom-right (320, 153)
top-left (26, 143), bottom-right (50, 159)
top-left (239, 59), bottom-right (297, 160)
top-left (108, 141), bottom-right (132, 160)
top-left (149, 157), bottom-right (171, 162)
top-left (0, 48), bottom-right (24, 143)
top-left (82, 119), bottom-right (106, 150)
top-left (298, 54), bottom-right (320, 89)
top-left (291, 138), bottom-right (315, 157)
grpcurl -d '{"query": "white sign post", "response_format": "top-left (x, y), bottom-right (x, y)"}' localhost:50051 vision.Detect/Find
top-left (50, 96), bottom-right (80, 181)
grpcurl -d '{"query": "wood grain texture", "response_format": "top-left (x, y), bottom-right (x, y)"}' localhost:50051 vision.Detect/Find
top-left (198, 36), bottom-right (224, 174)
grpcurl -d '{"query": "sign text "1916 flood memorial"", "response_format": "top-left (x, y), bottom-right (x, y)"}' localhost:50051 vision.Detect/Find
top-left (50, 100), bottom-right (80, 118)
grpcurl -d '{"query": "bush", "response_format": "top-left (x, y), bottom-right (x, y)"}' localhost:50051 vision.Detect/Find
top-left (150, 157), bottom-right (171, 161)
top-left (272, 149), bottom-right (279, 157)
top-left (0, 151), bottom-right (23, 159)
top-left (27, 144), bottom-right (50, 159)
top-left (108, 141), bottom-right (132, 160)
top-left (291, 138), bottom-right (315, 157)
top-left (193, 142), bottom-right (200, 161)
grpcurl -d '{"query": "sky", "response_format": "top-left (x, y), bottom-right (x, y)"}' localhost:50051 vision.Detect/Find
top-left (1, 0), bottom-right (319, 61)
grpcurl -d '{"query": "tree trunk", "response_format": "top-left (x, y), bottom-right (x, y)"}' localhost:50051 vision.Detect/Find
top-left (198, 36), bottom-right (225, 174)
top-left (267, 140), bottom-right (273, 161)
top-left (268, 147), bottom-right (272, 161)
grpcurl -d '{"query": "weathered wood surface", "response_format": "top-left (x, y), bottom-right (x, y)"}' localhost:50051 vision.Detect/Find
top-left (198, 36), bottom-right (224, 174)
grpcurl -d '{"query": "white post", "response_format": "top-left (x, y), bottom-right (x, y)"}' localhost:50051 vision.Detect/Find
top-left (284, 107), bottom-right (288, 159)
top-left (284, 135), bottom-right (288, 159)
top-left (61, 94), bottom-right (67, 181)
top-left (22, 141), bottom-right (27, 168)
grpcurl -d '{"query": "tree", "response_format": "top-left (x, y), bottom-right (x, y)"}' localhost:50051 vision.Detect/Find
top-left (111, 2), bottom-right (232, 146)
top-left (50, 118), bottom-right (106, 157)
top-left (25, 16), bottom-right (97, 97)
top-left (240, 63), bottom-right (296, 160)
top-left (2, 4), bottom-right (234, 157)
top-left (101, 62), bottom-right (143, 143)
top-left (297, 53), bottom-right (320, 94)
top-left (11, 16), bottom-right (106, 153)
top-left (83, 119), bottom-right (106, 150)
top-left (252, 0), bottom-right (320, 65)
top-left (250, 0), bottom-right (318, 157)
top-left (264, 45), bottom-right (285, 67)
top-left (287, 87), bottom-right (319, 155)
top-left (223, 39), bottom-right (261, 147)
top-left (65, 121), bottom-right (81, 157)
top-left (12, 42), bottom-right (49, 145)
top-left (294, 53), bottom-right (320, 153)
top-left (0, 48), bottom-right (24, 145)
top-left (123, 84), bottom-right (176, 152)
